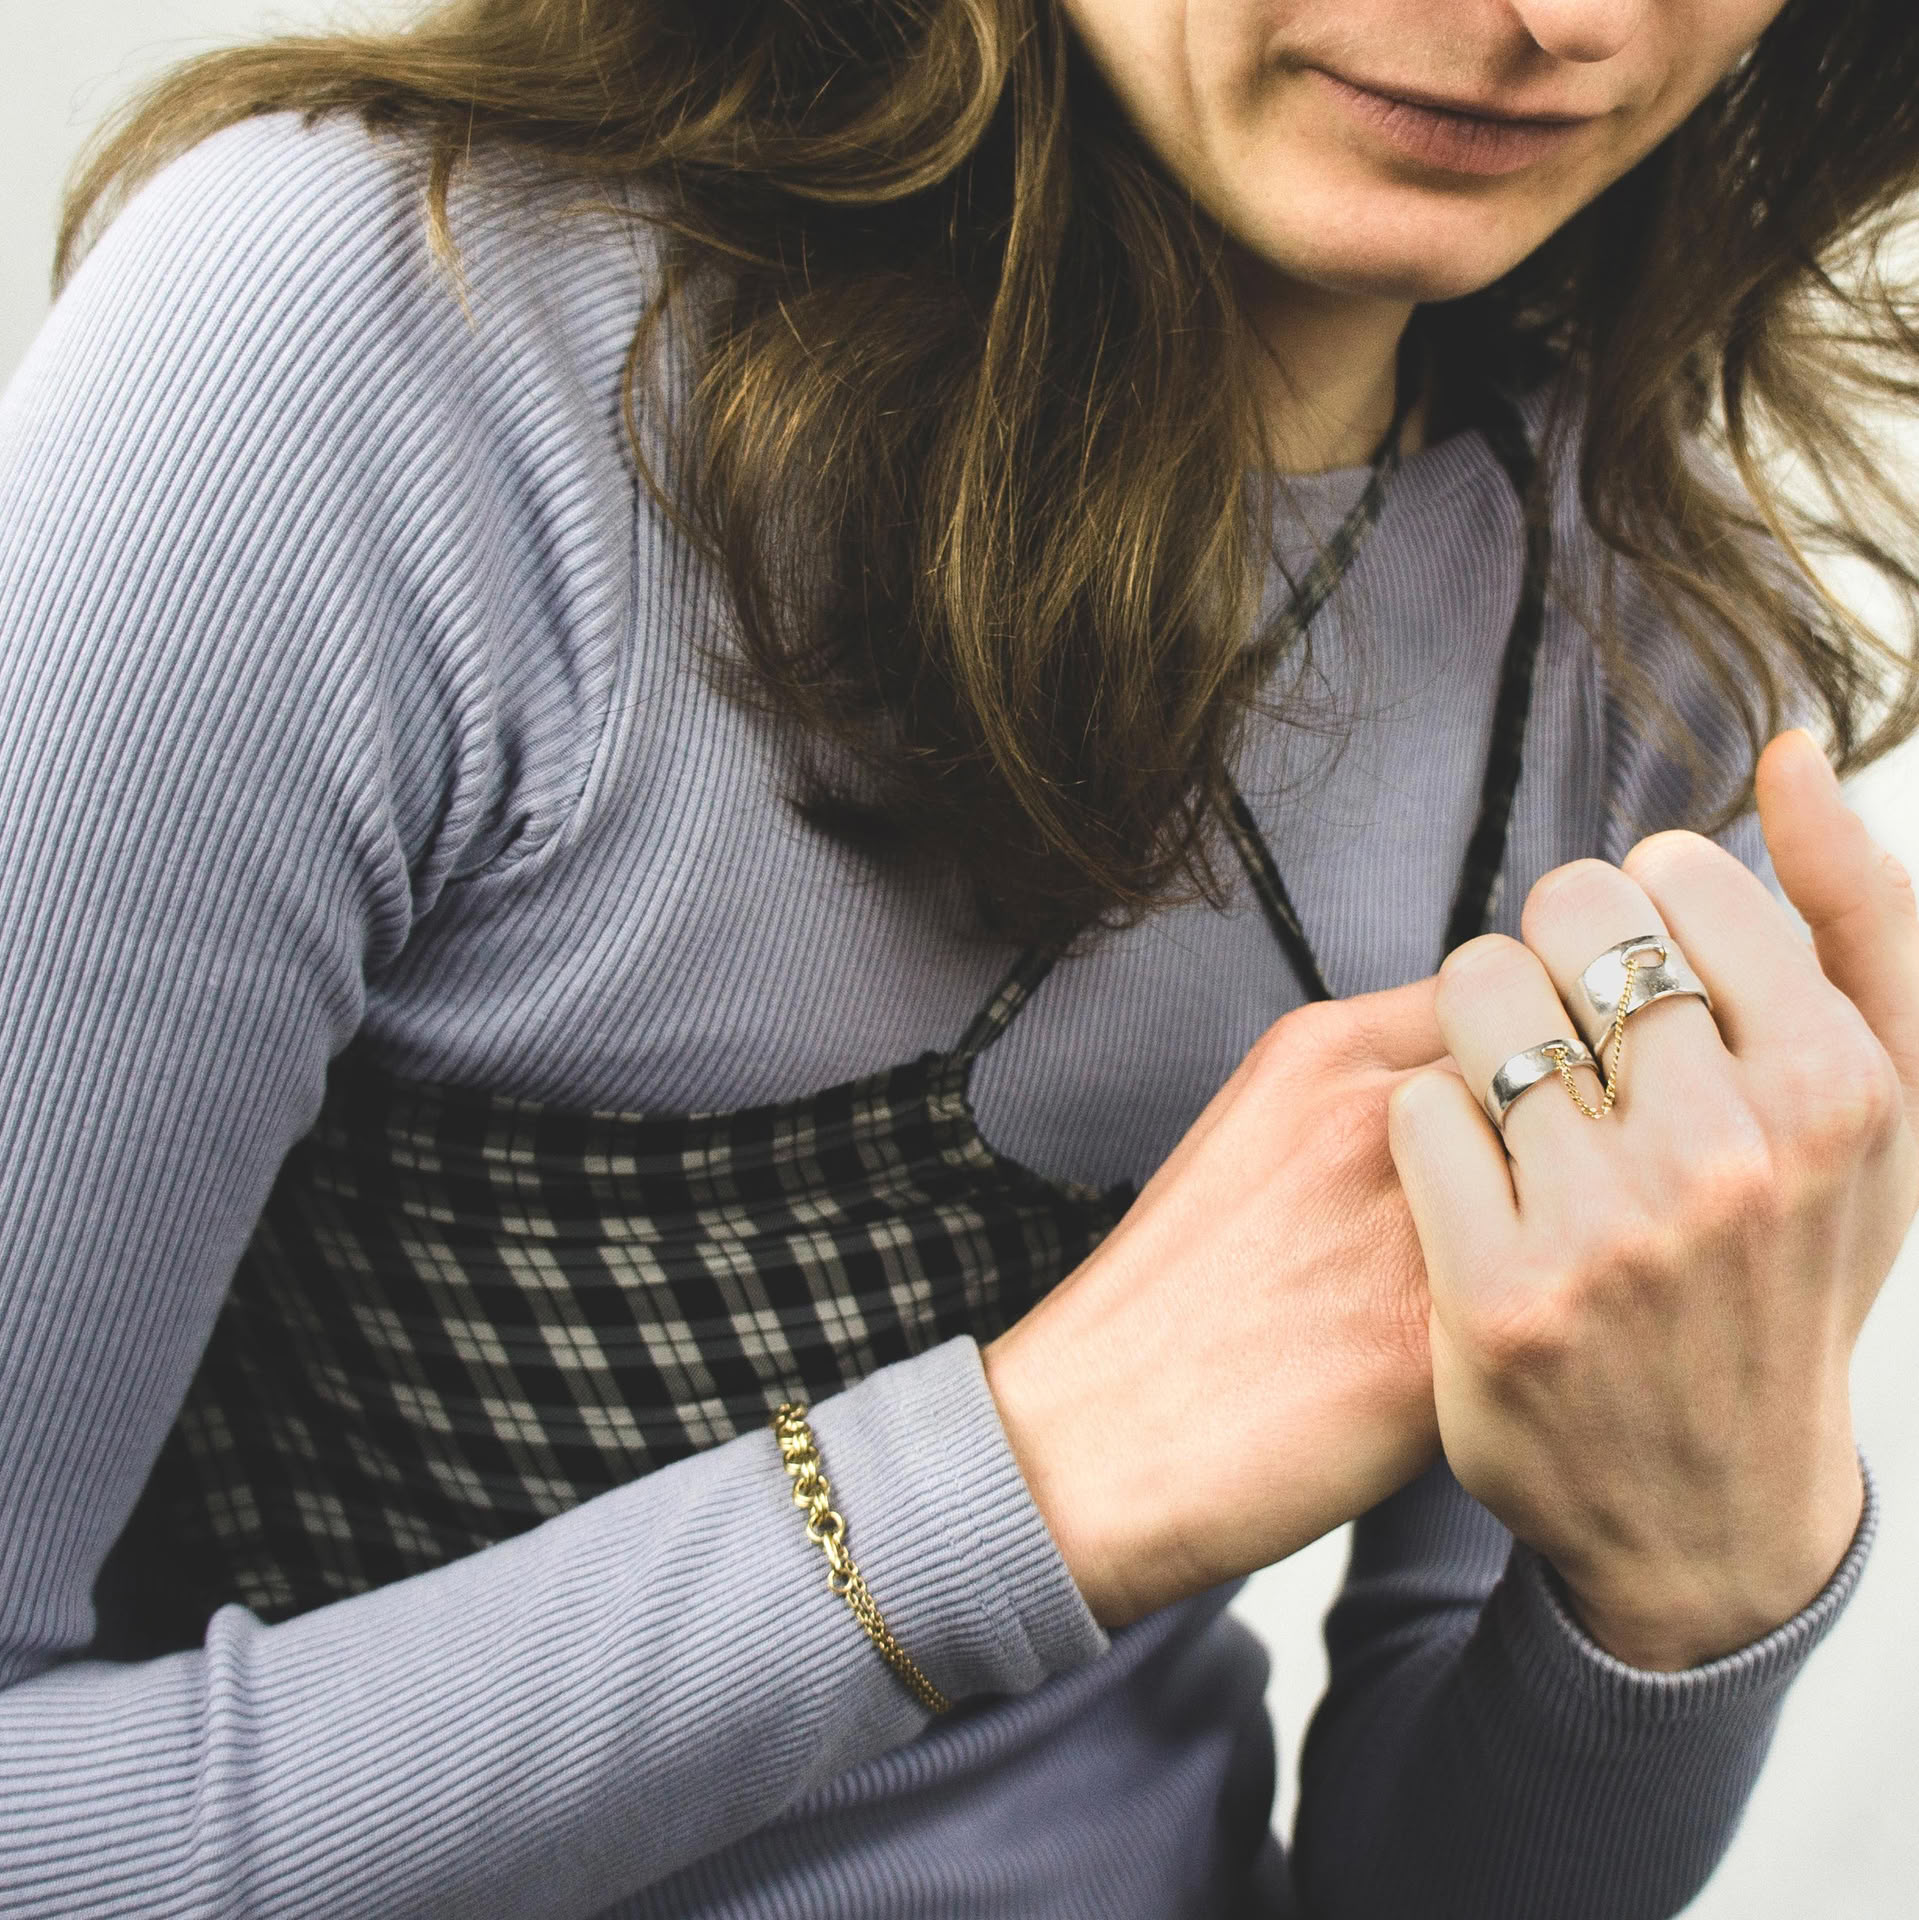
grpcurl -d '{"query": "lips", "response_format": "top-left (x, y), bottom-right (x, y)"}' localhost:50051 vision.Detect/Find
top-left (1310, 68), bottom-right (1599, 179)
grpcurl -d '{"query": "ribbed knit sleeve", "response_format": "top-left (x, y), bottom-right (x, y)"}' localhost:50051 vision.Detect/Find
top-left (1293, 1454), bottom-right (1875, 1920)
top-left (0, 115), bottom-right (1103, 1915)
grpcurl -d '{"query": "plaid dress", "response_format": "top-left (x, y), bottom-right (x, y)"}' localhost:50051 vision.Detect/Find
top-left (108, 945), bottom-right (1129, 1635)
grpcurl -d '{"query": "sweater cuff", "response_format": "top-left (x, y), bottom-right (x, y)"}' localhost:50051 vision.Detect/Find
top-left (804, 1336), bottom-right (1110, 1707)
top-left (1496, 1451), bottom-right (1879, 1736)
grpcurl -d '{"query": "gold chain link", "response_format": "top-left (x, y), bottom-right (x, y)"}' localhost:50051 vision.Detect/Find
top-left (771, 1403), bottom-right (952, 1716)
top-left (1545, 949), bottom-right (1648, 1120)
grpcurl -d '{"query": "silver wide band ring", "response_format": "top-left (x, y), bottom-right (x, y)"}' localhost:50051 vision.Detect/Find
top-left (1484, 1038), bottom-right (1600, 1134)
top-left (1570, 935), bottom-right (1712, 1049)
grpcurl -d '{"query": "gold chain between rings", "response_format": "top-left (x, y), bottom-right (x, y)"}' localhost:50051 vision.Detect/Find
top-left (771, 1403), bottom-right (951, 1716)
top-left (1544, 950), bottom-right (1648, 1120)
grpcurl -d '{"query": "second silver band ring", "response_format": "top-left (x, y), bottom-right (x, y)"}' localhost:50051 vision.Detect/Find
top-left (1570, 935), bottom-right (1713, 1049)
top-left (1484, 1037), bottom-right (1600, 1134)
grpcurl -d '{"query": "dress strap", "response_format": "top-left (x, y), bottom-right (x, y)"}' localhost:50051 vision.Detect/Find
top-left (953, 941), bottom-right (1067, 1063)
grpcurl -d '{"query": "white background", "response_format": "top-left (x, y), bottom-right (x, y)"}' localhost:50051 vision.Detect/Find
top-left (6, 7), bottom-right (1916, 1913)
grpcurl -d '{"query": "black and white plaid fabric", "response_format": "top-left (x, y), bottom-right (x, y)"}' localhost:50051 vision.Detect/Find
top-left (118, 946), bottom-right (1129, 1630)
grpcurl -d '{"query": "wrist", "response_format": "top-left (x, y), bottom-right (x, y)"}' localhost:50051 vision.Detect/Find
top-left (981, 1254), bottom-right (1438, 1630)
top-left (980, 1312), bottom-right (1188, 1630)
top-left (1556, 1449), bottom-right (1868, 1672)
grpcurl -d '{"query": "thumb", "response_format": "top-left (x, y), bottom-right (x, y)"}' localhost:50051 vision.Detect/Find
top-left (1758, 729), bottom-right (1919, 1095)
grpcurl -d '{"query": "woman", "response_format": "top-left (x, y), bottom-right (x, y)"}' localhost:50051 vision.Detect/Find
top-left (3, 0), bottom-right (1918, 1912)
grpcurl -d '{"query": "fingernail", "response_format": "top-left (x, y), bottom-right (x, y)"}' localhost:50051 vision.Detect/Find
top-left (1438, 933), bottom-right (1507, 980)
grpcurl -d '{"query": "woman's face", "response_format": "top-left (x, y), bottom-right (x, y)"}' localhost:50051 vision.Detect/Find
top-left (1058, 0), bottom-right (1793, 304)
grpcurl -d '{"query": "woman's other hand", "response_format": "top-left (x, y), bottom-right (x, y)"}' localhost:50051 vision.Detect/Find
top-left (983, 979), bottom-right (1446, 1628)
top-left (1389, 730), bottom-right (1919, 1671)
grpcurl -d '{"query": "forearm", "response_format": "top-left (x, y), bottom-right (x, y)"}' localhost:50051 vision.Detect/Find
top-left (0, 1338), bottom-right (1102, 1917)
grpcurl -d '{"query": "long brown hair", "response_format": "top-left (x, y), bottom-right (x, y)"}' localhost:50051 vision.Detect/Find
top-left (59, 0), bottom-right (1919, 943)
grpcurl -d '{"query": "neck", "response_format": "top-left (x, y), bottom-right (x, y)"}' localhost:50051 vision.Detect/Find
top-left (1231, 253), bottom-right (1423, 474)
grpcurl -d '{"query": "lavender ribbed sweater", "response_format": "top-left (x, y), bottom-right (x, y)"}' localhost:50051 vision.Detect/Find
top-left (0, 113), bottom-right (1876, 1918)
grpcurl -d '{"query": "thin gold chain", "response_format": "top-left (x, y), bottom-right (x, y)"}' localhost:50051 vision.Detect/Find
top-left (771, 1403), bottom-right (951, 1716)
top-left (1545, 951), bottom-right (1644, 1120)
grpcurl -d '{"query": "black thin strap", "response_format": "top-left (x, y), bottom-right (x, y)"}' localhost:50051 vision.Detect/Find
top-left (1215, 387), bottom-right (1415, 1005)
top-left (954, 941), bottom-right (1067, 1062)
top-left (954, 373), bottom-right (1420, 1041)
top-left (1266, 396), bottom-right (1409, 653)
top-left (1442, 381), bottom-right (1551, 955)
top-left (960, 379), bottom-right (1545, 1034)
top-left (1221, 788), bottom-right (1336, 1003)
top-left (1225, 377), bottom-right (1552, 999)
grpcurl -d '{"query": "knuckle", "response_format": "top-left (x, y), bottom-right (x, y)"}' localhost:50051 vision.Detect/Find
top-left (1262, 997), bottom-right (1338, 1066)
top-left (1520, 858), bottom-right (1631, 945)
top-left (1386, 1067), bottom-right (1465, 1156)
top-left (1586, 1123), bottom-right (1781, 1275)
top-left (1442, 931), bottom-right (1527, 972)
top-left (1785, 1036), bottom-right (1905, 1166)
top-left (1478, 1140), bottom-right (1781, 1368)
top-left (1436, 934), bottom-right (1532, 1019)
top-left (1385, 1068), bottom-right (1438, 1130)
top-left (1244, 1018), bottom-right (1291, 1079)
top-left (1627, 1086), bottom-right (1780, 1230)
top-left (1621, 829), bottom-right (1725, 890)
top-left (1466, 1280), bottom-right (1575, 1379)
top-left (1524, 856), bottom-right (1619, 913)
top-left (1881, 849), bottom-right (1918, 919)
top-left (1497, 1218), bottom-right (1706, 1359)
top-left (1251, 997), bottom-right (1364, 1087)
top-left (1677, 1134), bottom-right (1784, 1235)
top-left (1309, 1077), bottom-right (1382, 1165)
top-left (1857, 1053), bottom-right (1906, 1145)
top-left (1579, 1206), bottom-right (1693, 1301)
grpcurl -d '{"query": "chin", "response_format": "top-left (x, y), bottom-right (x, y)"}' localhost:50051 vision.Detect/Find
top-left (1255, 227), bottom-right (1545, 305)
top-left (1341, 255), bottom-right (1522, 304)
top-left (1227, 184), bottom-right (1566, 306)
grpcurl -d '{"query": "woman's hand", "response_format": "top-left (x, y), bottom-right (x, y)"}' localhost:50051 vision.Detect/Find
top-left (1389, 731), bottom-right (1919, 1671)
top-left (983, 979), bottom-right (1447, 1628)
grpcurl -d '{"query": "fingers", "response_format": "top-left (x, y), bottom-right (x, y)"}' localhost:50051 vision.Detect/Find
top-left (1615, 828), bottom-right (1826, 1059)
top-left (1518, 857), bottom-right (1724, 1067)
top-left (1432, 934), bottom-right (1610, 1167)
top-left (1758, 730), bottom-right (1919, 1100)
top-left (1387, 1065), bottom-right (1520, 1287)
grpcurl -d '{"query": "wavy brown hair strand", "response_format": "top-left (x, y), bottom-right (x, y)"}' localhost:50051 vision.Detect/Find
top-left (57, 0), bottom-right (1919, 944)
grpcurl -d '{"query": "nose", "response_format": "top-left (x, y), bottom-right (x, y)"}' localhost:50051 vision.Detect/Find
top-left (1507, 0), bottom-right (1649, 62)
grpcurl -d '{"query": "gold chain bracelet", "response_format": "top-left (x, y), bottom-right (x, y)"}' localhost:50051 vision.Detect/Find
top-left (771, 1403), bottom-right (952, 1716)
